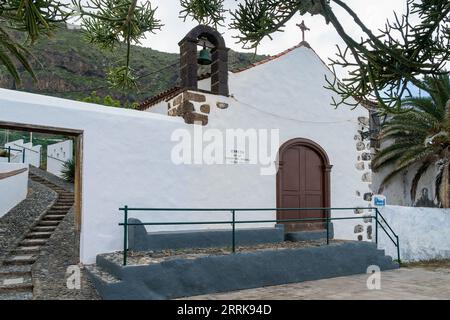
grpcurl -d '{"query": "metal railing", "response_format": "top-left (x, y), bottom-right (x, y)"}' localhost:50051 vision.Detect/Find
top-left (118, 207), bottom-right (400, 266)
top-left (0, 146), bottom-right (25, 163)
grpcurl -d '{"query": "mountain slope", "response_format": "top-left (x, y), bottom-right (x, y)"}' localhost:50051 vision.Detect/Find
top-left (0, 26), bottom-right (266, 104)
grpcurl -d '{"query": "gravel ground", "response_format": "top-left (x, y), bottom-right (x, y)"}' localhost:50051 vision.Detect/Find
top-left (0, 179), bottom-right (57, 262)
top-left (102, 239), bottom-right (346, 266)
top-left (403, 259), bottom-right (450, 272)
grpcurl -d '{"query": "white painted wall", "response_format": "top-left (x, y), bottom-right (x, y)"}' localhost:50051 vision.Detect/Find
top-left (4, 139), bottom-right (41, 166)
top-left (0, 163), bottom-right (29, 217)
top-left (156, 45), bottom-right (373, 241)
top-left (0, 45), bottom-right (371, 263)
top-left (47, 140), bottom-right (73, 178)
top-left (378, 205), bottom-right (450, 261)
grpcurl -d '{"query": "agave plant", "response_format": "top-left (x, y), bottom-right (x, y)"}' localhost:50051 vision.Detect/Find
top-left (372, 74), bottom-right (450, 207)
top-left (61, 158), bottom-right (75, 183)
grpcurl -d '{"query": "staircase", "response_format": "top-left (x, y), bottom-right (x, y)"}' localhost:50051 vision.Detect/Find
top-left (0, 173), bottom-right (74, 300)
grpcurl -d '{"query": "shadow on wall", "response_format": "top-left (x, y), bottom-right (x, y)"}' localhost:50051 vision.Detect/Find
top-left (414, 187), bottom-right (438, 208)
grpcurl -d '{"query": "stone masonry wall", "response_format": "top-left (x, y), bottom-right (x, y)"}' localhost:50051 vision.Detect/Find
top-left (167, 90), bottom-right (229, 126)
top-left (353, 116), bottom-right (374, 242)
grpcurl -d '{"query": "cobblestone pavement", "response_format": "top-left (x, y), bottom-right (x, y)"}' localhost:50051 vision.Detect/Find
top-left (183, 267), bottom-right (450, 300)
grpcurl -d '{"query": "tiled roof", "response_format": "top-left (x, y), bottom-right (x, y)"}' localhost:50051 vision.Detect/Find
top-left (137, 86), bottom-right (184, 111)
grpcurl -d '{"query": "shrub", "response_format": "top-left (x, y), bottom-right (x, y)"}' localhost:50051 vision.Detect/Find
top-left (61, 158), bottom-right (75, 183)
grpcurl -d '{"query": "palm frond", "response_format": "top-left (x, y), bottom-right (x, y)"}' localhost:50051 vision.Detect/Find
top-left (410, 161), bottom-right (432, 202)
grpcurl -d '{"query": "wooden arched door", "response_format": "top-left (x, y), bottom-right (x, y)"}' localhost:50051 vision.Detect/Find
top-left (277, 138), bottom-right (332, 232)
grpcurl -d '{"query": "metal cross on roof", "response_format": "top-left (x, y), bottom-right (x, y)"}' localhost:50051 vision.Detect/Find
top-left (296, 20), bottom-right (310, 42)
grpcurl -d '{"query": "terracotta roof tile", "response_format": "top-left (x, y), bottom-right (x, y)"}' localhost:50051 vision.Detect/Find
top-left (137, 86), bottom-right (184, 111)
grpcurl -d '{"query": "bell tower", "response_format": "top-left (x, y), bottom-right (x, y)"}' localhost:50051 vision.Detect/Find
top-left (178, 25), bottom-right (229, 96)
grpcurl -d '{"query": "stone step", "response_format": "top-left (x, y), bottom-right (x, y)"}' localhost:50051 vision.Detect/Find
top-left (0, 291), bottom-right (33, 300)
top-left (50, 206), bottom-right (72, 211)
top-left (3, 255), bottom-right (37, 266)
top-left (20, 238), bottom-right (47, 246)
top-left (0, 265), bottom-right (32, 277)
top-left (0, 275), bottom-right (33, 290)
top-left (32, 226), bottom-right (56, 232)
top-left (85, 265), bottom-right (121, 285)
top-left (25, 232), bottom-right (52, 239)
top-left (37, 220), bottom-right (60, 227)
top-left (12, 246), bottom-right (41, 254)
top-left (42, 215), bottom-right (66, 220)
top-left (58, 195), bottom-right (74, 199)
top-left (47, 209), bottom-right (69, 213)
top-left (37, 220), bottom-right (60, 226)
top-left (0, 279), bottom-right (33, 293)
top-left (55, 201), bottom-right (74, 205)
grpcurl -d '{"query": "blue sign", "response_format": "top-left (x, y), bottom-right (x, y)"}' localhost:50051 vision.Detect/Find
top-left (373, 195), bottom-right (386, 207)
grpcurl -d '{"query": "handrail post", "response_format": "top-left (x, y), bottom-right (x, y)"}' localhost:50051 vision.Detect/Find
top-left (396, 235), bottom-right (401, 266)
top-left (375, 208), bottom-right (379, 245)
top-left (7, 146), bottom-right (10, 163)
top-left (123, 205), bottom-right (128, 266)
top-left (326, 214), bottom-right (329, 245)
top-left (231, 210), bottom-right (236, 253)
top-left (22, 148), bottom-right (26, 163)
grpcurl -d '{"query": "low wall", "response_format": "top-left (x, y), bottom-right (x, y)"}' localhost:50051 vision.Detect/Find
top-left (378, 205), bottom-right (450, 261)
top-left (89, 241), bottom-right (398, 300)
top-left (0, 163), bottom-right (29, 217)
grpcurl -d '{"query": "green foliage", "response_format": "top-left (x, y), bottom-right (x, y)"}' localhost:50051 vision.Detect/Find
top-left (0, 0), bottom-right (70, 84)
top-left (61, 158), bottom-right (75, 183)
top-left (0, 25), bottom-right (35, 85)
top-left (373, 75), bottom-right (450, 206)
top-left (72, 0), bottom-right (162, 90)
top-left (229, 0), bottom-right (325, 49)
top-left (179, 0), bottom-right (225, 27)
top-left (81, 91), bottom-right (138, 109)
top-left (106, 65), bottom-right (137, 90)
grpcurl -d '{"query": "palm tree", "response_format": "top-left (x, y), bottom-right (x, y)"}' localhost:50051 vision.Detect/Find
top-left (372, 74), bottom-right (450, 207)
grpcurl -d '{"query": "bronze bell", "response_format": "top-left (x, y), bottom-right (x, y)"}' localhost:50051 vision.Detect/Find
top-left (198, 44), bottom-right (212, 65)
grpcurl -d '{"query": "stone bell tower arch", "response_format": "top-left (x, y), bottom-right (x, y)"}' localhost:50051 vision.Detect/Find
top-left (178, 25), bottom-right (229, 96)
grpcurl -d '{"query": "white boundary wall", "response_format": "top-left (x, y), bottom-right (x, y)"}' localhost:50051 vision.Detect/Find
top-left (47, 140), bottom-right (73, 178)
top-left (4, 139), bottom-right (41, 166)
top-left (378, 205), bottom-right (450, 261)
top-left (0, 163), bottom-right (28, 217)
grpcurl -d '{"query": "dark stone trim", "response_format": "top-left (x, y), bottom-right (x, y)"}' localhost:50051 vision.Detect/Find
top-left (179, 25), bottom-right (229, 96)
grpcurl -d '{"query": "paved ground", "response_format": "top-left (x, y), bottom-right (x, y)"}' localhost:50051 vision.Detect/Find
top-left (184, 267), bottom-right (450, 300)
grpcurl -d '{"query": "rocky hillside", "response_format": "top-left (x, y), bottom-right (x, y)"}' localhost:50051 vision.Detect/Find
top-left (0, 26), bottom-right (266, 104)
